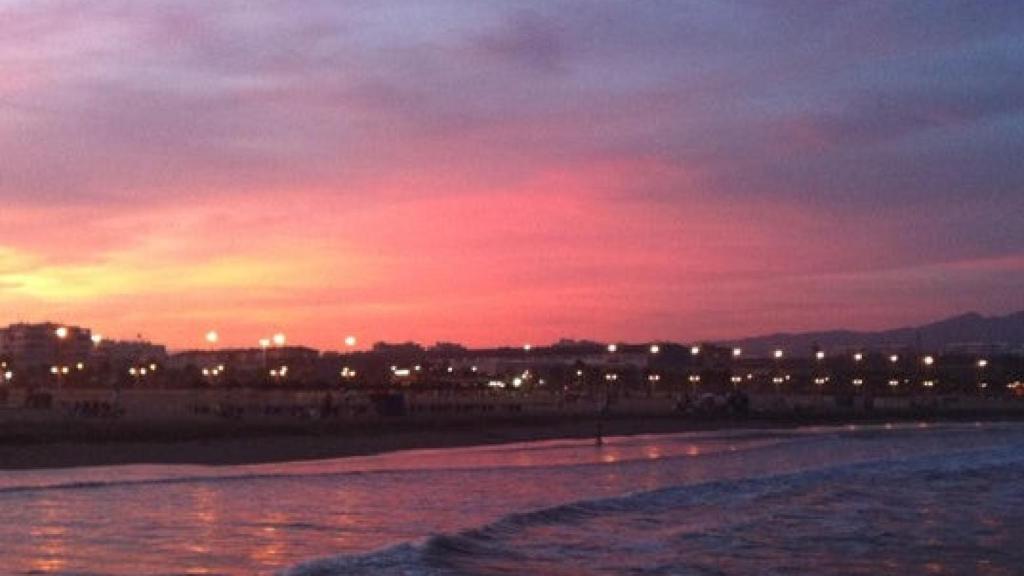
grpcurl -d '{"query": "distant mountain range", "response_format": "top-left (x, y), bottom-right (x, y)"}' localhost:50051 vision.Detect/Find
top-left (720, 311), bottom-right (1024, 357)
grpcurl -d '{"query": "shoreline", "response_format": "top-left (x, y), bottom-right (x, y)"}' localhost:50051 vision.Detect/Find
top-left (3, 411), bottom-right (1022, 471)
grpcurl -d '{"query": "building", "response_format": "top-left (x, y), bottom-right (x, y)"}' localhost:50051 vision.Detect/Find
top-left (169, 346), bottom-right (321, 384)
top-left (92, 339), bottom-right (168, 367)
top-left (0, 322), bottom-right (93, 370)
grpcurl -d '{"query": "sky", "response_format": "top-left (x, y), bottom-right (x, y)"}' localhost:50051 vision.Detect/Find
top-left (1, 1), bottom-right (1023, 350)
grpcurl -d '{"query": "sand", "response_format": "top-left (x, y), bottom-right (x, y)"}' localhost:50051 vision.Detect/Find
top-left (3, 410), bottom-right (1022, 470)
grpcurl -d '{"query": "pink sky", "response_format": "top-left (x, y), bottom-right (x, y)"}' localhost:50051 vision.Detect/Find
top-left (1, 2), bottom-right (1022, 349)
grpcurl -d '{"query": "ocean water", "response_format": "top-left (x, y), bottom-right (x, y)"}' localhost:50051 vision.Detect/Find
top-left (1, 422), bottom-right (1022, 575)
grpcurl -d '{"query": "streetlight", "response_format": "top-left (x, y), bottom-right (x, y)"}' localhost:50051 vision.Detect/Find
top-left (205, 330), bottom-right (219, 345)
top-left (729, 348), bottom-right (743, 393)
top-left (772, 349), bottom-right (784, 395)
top-left (649, 344), bottom-right (660, 354)
top-left (921, 355), bottom-right (936, 390)
top-left (606, 343), bottom-right (617, 353)
top-left (344, 335), bottom-right (358, 348)
top-left (91, 334), bottom-right (103, 346)
top-left (813, 350), bottom-right (827, 397)
top-left (690, 345), bottom-right (701, 356)
top-left (523, 343), bottom-right (532, 352)
top-left (887, 355), bottom-right (901, 395)
top-left (259, 337), bottom-right (271, 372)
top-left (54, 326), bottom-right (68, 389)
top-left (272, 332), bottom-right (286, 347)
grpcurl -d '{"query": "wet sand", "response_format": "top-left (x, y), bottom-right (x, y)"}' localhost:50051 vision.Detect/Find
top-left (3, 411), bottom-right (1022, 470)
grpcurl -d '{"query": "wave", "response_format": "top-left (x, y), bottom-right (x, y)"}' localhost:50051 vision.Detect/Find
top-left (280, 441), bottom-right (1024, 576)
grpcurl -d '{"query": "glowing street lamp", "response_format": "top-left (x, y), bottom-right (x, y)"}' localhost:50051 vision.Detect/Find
top-left (272, 332), bottom-right (286, 347)
top-left (55, 326), bottom-right (68, 340)
top-left (91, 334), bottom-right (103, 346)
top-left (732, 347), bottom-right (742, 358)
top-left (258, 337), bottom-right (271, 373)
top-left (771, 349), bottom-right (784, 394)
top-left (921, 355), bottom-right (937, 390)
top-left (690, 345), bottom-right (701, 356)
top-left (523, 343), bottom-right (532, 352)
top-left (606, 343), bottom-right (617, 353)
top-left (853, 352), bottom-right (864, 362)
top-left (205, 331), bottom-right (219, 345)
top-left (815, 351), bottom-right (826, 361)
top-left (649, 344), bottom-right (660, 354)
top-left (344, 335), bottom-right (358, 348)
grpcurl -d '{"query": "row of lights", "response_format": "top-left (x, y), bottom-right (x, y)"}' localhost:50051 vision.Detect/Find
top-left (130, 363), bottom-right (159, 377)
top-left (210, 331), bottom-right (357, 350)
top-left (201, 365), bottom-right (223, 377)
top-left (50, 363), bottom-right (86, 375)
top-left (59, 326), bottom-right (995, 371)
top-left (590, 340), bottom-right (994, 370)
top-left (45, 327), bottom-right (1002, 388)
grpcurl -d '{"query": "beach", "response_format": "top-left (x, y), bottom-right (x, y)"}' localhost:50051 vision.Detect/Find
top-left (2, 421), bottom-right (1022, 575)
top-left (3, 406), bottom-right (1023, 470)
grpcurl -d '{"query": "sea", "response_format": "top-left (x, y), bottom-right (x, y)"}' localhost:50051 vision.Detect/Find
top-left (1, 421), bottom-right (1022, 575)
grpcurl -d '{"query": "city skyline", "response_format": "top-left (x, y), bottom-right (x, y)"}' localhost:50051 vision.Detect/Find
top-left (2, 2), bottom-right (1023, 349)
top-left (4, 308), bottom-right (1022, 356)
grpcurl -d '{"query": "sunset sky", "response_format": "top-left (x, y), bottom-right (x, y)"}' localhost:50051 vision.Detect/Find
top-left (1, 1), bottom-right (1022, 350)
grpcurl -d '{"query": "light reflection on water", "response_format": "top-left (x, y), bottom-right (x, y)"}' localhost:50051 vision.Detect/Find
top-left (0, 422), bottom-right (1020, 575)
